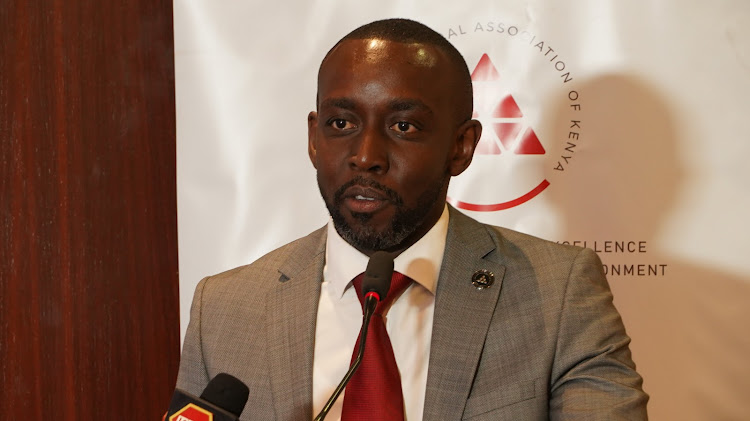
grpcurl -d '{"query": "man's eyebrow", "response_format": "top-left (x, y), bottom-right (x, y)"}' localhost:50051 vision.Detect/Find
top-left (319, 98), bottom-right (357, 110)
top-left (388, 99), bottom-right (433, 114)
top-left (319, 98), bottom-right (434, 114)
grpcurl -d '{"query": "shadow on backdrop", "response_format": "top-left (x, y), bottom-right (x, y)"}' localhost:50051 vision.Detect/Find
top-left (544, 74), bottom-right (750, 421)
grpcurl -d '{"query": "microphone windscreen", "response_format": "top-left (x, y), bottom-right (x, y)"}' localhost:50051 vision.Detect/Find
top-left (199, 373), bottom-right (250, 417)
top-left (362, 251), bottom-right (394, 299)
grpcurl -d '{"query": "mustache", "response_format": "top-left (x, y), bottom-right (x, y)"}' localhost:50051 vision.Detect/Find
top-left (333, 176), bottom-right (404, 206)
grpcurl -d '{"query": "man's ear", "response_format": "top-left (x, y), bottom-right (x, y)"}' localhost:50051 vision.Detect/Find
top-left (449, 119), bottom-right (482, 176)
top-left (307, 111), bottom-right (318, 169)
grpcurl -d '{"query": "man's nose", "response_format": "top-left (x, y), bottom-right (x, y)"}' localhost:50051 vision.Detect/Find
top-left (349, 127), bottom-right (389, 173)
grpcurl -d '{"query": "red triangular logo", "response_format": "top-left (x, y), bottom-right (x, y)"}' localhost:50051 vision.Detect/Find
top-left (492, 95), bottom-right (523, 118)
top-left (514, 128), bottom-right (545, 154)
top-left (471, 54), bottom-right (500, 81)
top-left (471, 54), bottom-right (545, 157)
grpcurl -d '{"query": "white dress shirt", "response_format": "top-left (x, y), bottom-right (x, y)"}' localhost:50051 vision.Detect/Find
top-left (312, 205), bottom-right (449, 421)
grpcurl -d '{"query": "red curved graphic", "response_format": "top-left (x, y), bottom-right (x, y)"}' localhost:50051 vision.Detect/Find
top-left (448, 179), bottom-right (550, 212)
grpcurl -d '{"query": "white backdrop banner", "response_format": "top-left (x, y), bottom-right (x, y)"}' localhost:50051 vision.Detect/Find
top-left (174, 1), bottom-right (750, 419)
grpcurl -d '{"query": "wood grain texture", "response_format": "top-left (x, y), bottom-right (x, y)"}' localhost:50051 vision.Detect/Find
top-left (1, 0), bottom-right (179, 418)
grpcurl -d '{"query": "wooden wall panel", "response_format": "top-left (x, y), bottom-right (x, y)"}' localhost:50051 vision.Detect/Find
top-left (0, 0), bottom-right (179, 418)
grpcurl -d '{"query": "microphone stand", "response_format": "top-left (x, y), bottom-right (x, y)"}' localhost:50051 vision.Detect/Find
top-left (313, 294), bottom-right (379, 421)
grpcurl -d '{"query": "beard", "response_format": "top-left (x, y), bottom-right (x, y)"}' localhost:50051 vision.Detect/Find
top-left (320, 175), bottom-right (447, 252)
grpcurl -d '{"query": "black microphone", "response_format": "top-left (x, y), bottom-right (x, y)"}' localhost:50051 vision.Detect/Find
top-left (314, 251), bottom-right (394, 421)
top-left (165, 373), bottom-right (250, 421)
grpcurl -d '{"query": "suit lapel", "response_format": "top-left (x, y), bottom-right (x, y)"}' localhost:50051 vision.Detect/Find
top-left (423, 208), bottom-right (507, 421)
top-left (266, 228), bottom-right (326, 420)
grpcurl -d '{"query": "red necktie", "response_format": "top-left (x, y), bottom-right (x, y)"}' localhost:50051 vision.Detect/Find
top-left (341, 271), bottom-right (412, 421)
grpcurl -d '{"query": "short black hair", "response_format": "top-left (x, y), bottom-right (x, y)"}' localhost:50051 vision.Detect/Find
top-left (320, 18), bottom-right (474, 123)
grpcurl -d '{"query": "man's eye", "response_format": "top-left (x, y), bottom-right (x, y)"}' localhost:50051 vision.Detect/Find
top-left (391, 121), bottom-right (417, 133)
top-left (330, 119), bottom-right (355, 130)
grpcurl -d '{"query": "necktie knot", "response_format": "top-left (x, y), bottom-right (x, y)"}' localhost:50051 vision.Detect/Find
top-left (353, 271), bottom-right (412, 315)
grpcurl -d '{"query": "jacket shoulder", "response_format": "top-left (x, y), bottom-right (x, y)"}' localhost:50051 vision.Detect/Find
top-left (448, 206), bottom-right (584, 263)
top-left (199, 226), bottom-right (326, 297)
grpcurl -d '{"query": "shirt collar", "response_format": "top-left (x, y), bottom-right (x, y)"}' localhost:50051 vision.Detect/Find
top-left (324, 205), bottom-right (449, 298)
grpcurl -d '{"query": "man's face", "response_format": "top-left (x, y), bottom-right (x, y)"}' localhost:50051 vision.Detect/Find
top-left (308, 38), bottom-right (480, 256)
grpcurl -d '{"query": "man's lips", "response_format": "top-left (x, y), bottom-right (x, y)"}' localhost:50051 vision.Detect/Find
top-left (343, 186), bottom-right (388, 201)
top-left (332, 176), bottom-right (403, 215)
top-left (342, 185), bottom-right (389, 213)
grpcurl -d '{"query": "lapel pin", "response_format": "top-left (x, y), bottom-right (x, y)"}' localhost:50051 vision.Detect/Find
top-left (472, 269), bottom-right (494, 290)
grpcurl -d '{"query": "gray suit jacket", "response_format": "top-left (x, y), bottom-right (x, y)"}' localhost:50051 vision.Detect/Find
top-left (176, 207), bottom-right (648, 420)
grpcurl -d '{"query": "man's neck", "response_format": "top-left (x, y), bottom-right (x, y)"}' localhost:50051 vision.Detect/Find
top-left (324, 204), bottom-right (450, 296)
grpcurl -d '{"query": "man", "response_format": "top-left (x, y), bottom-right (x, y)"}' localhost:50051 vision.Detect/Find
top-left (176, 18), bottom-right (648, 420)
